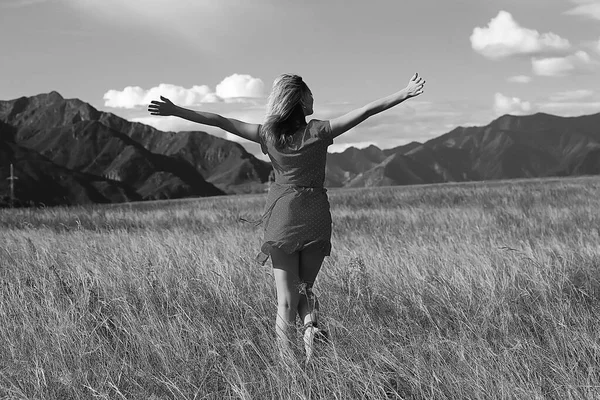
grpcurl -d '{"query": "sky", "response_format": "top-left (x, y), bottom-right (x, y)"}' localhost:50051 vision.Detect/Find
top-left (1, 0), bottom-right (600, 159)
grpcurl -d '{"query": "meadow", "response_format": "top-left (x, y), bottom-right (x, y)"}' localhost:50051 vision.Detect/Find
top-left (1, 176), bottom-right (600, 399)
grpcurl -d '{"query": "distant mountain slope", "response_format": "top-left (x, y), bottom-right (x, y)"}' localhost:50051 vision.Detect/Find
top-left (326, 112), bottom-right (600, 187)
top-left (346, 152), bottom-right (443, 187)
top-left (0, 92), bottom-right (272, 206)
top-left (425, 113), bottom-right (600, 179)
top-left (325, 145), bottom-right (388, 186)
top-left (0, 137), bottom-right (140, 207)
top-left (2, 91), bottom-right (599, 206)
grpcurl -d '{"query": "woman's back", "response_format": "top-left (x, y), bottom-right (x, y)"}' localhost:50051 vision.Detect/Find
top-left (260, 119), bottom-right (332, 188)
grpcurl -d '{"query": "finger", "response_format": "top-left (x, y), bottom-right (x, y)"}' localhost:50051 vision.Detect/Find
top-left (160, 96), bottom-right (171, 103)
top-left (413, 72), bottom-right (418, 81)
top-left (150, 100), bottom-right (164, 105)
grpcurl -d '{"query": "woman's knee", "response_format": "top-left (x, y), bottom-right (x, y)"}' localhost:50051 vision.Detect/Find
top-left (277, 290), bottom-right (300, 310)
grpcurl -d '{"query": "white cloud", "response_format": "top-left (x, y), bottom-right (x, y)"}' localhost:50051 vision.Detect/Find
top-left (103, 74), bottom-right (265, 109)
top-left (104, 84), bottom-right (214, 108)
top-left (549, 89), bottom-right (594, 102)
top-left (507, 75), bottom-right (532, 83)
top-left (564, 0), bottom-right (600, 21)
top-left (471, 11), bottom-right (571, 59)
top-left (596, 37), bottom-right (600, 53)
top-left (215, 74), bottom-right (264, 99)
top-left (532, 51), bottom-right (595, 76)
top-left (494, 93), bottom-right (533, 115)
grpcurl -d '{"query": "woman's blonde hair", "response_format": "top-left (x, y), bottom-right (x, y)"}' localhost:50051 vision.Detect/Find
top-left (261, 74), bottom-right (311, 150)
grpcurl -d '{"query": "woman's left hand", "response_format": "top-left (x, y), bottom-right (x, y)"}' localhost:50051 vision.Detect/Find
top-left (148, 96), bottom-right (179, 116)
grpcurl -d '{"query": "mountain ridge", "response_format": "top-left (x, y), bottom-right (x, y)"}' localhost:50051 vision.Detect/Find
top-left (325, 110), bottom-right (600, 187)
top-left (1, 91), bottom-right (599, 206)
top-left (0, 92), bottom-right (270, 206)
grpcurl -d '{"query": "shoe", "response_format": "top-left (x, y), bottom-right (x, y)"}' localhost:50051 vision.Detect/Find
top-left (303, 322), bottom-right (329, 364)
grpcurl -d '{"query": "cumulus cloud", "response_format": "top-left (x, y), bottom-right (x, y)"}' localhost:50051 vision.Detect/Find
top-left (471, 11), bottom-right (571, 59)
top-left (507, 75), bottom-right (532, 83)
top-left (564, 0), bottom-right (600, 21)
top-left (104, 84), bottom-right (214, 108)
top-left (103, 74), bottom-right (265, 109)
top-left (215, 74), bottom-right (264, 99)
top-left (494, 93), bottom-right (533, 115)
top-left (532, 51), bottom-right (595, 76)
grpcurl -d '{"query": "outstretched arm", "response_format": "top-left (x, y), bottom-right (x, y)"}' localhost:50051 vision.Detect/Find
top-left (329, 73), bottom-right (426, 139)
top-left (148, 96), bottom-right (261, 143)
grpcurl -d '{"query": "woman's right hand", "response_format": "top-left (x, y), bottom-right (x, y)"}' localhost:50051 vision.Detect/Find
top-left (405, 73), bottom-right (426, 98)
top-left (148, 96), bottom-right (179, 116)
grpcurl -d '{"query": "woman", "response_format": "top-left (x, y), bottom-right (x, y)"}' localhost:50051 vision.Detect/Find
top-left (148, 73), bottom-right (426, 363)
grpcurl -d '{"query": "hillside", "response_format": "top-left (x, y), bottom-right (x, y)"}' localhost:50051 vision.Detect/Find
top-left (0, 92), bottom-right (271, 206)
top-left (326, 112), bottom-right (600, 187)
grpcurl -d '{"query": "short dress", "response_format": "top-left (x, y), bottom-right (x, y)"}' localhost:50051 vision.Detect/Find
top-left (249, 119), bottom-right (334, 266)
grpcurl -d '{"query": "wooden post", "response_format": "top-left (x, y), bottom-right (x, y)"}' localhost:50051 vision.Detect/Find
top-left (6, 163), bottom-right (18, 208)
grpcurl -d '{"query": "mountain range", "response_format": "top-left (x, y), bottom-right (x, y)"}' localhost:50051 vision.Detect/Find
top-left (325, 112), bottom-right (600, 187)
top-left (0, 92), bottom-right (271, 206)
top-left (1, 92), bottom-right (599, 207)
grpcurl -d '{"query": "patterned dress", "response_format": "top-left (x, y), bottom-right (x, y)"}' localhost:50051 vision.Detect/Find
top-left (252, 119), bottom-right (333, 266)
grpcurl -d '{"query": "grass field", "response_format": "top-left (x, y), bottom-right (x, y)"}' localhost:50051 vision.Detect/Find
top-left (1, 176), bottom-right (600, 399)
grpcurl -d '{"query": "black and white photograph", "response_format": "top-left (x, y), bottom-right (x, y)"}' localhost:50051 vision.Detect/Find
top-left (1, 0), bottom-right (600, 398)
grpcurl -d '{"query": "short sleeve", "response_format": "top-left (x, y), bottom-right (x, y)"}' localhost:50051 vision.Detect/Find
top-left (258, 126), bottom-right (268, 155)
top-left (311, 119), bottom-right (333, 146)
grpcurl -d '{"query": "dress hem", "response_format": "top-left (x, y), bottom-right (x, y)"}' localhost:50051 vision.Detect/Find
top-left (255, 240), bottom-right (332, 266)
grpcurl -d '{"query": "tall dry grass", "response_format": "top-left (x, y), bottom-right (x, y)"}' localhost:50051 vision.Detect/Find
top-left (1, 176), bottom-right (600, 399)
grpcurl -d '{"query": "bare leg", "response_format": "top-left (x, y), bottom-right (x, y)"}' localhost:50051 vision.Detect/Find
top-left (270, 248), bottom-right (301, 361)
top-left (298, 246), bottom-right (325, 326)
top-left (298, 247), bottom-right (326, 363)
